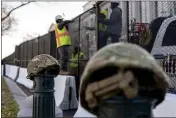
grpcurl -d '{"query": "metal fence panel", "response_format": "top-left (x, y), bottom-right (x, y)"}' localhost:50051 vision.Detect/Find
top-left (43, 33), bottom-right (51, 55)
top-left (15, 45), bottom-right (20, 66)
top-left (38, 36), bottom-right (45, 54)
top-left (27, 40), bottom-right (33, 60)
top-left (68, 16), bottom-right (80, 58)
top-left (80, 8), bottom-right (96, 59)
top-left (24, 41), bottom-right (28, 68)
top-left (49, 31), bottom-right (57, 59)
top-left (32, 38), bottom-right (39, 58)
top-left (19, 43), bottom-right (25, 67)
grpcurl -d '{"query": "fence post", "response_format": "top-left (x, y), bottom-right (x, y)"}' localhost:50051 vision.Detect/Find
top-left (126, 1), bottom-right (130, 42)
top-left (38, 36), bottom-right (40, 55)
top-left (26, 41), bottom-right (28, 68)
top-left (32, 74), bottom-right (55, 118)
top-left (14, 45), bottom-right (17, 66)
top-left (95, 2), bottom-right (100, 50)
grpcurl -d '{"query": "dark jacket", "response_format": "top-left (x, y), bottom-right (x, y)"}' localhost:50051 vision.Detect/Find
top-left (100, 7), bottom-right (122, 36)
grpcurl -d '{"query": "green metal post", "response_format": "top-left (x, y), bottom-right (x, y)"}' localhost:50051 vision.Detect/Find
top-left (32, 75), bottom-right (55, 118)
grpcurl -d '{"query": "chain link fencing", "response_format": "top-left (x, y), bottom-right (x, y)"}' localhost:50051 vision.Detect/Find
top-left (127, 1), bottom-right (176, 94)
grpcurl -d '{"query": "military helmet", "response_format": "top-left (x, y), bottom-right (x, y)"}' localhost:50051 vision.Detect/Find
top-left (27, 54), bottom-right (60, 80)
top-left (80, 42), bottom-right (170, 115)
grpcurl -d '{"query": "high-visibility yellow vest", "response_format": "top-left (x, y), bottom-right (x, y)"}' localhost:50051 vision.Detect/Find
top-left (55, 24), bottom-right (71, 48)
top-left (70, 52), bottom-right (84, 68)
top-left (99, 10), bottom-right (108, 32)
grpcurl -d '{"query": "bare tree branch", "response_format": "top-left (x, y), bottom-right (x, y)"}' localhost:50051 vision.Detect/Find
top-left (2, 1), bottom-right (35, 35)
top-left (2, 1), bottom-right (34, 21)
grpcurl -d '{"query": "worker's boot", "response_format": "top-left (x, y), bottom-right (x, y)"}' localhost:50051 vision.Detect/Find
top-left (60, 70), bottom-right (70, 75)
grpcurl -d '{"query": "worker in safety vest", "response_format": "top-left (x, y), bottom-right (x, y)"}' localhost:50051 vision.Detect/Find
top-left (70, 46), bottom-right (84, 100)
top-left (55, 15), bottom-right (74, 75)
top-left (98, 10), bottom-right (108, 49)
top-left (99, 10), bottom-right (108, 32)
top-left (70, 46), bottom-right (84, 69)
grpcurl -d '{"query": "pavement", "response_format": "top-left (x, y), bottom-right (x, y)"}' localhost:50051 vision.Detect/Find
top-left (4, 77), bottom-right (27, 108)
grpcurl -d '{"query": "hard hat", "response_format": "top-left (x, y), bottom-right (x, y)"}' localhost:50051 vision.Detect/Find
top-left (55, 15), bottom-right (63, 21)
top-left (79, 42), bottom-right (170, 115)
top-left (27, 54), bottom-right (60, 80)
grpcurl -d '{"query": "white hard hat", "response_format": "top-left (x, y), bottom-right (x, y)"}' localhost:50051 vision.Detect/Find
top-left (55, 15), bottom-right (63, 21)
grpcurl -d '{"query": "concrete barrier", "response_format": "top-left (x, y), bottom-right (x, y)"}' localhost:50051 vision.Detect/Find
top-left (154, 93), bottom-right (176, 117)
top-left (8, 65), bottom-right (19, 80)
top-left (68, 76), bottom-right (78, 109)
top-left (5, 64), bottom-right (11, 77)
top-left (16, 68), bottom-right (33, 89)
top-left (54, 75), bottom-right (71, 110)
top-left (18, 95), bottom-right (63, 117)
top-left (74, 93), bottom-right (176, 117)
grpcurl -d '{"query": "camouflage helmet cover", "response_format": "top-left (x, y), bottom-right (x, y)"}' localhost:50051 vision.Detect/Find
top-left (80, 42), bottom-right (170, 114)
top-left (27, 54), bottom-right (60, 79)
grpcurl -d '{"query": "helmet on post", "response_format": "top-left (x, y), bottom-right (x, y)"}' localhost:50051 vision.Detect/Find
top-left (55, 15), bottom-right (63, 21)
top-left (79, 42), bottom-right (170, 115)
top-left (27, 54), bottom-right (60, 80)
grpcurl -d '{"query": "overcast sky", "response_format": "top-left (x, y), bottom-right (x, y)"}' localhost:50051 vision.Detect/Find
top-left (2, 1), bottom-right (86, 59)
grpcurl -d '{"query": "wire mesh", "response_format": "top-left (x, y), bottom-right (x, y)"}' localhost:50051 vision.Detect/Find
top-left (154, 55), bottom-right (176, 94)
top-left (128, 1), bottom-right (176, 94)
